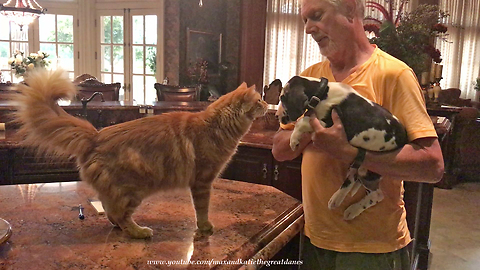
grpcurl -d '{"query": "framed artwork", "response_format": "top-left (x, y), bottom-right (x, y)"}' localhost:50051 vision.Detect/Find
top-left (186, 28), bottom-right (222, 76)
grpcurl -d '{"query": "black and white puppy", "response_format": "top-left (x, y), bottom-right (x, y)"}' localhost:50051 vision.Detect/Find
top-left (277, 76), bottom-right (408, 220)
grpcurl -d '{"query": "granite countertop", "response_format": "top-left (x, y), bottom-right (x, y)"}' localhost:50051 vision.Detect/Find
top-left (0, 179), bottom-right (303, 269)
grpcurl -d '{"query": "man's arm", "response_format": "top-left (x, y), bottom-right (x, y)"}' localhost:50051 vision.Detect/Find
top-left (272, 128), bottom-right (311, 162)
top-left (307, 112), bottom-right (444, 183)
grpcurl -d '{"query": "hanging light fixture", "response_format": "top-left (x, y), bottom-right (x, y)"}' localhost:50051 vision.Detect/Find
top-left (0, 0), bottom-right (46, 30)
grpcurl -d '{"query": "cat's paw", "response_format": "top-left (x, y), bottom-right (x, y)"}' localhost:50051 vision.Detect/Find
top-left (194, 221), bottom-right (214, 239)
top-left (126, 226), bottom-right (153, 239)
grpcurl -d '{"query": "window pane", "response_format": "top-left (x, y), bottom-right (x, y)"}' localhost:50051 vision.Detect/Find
top-left (113, 74), bottom-right (124, 100)
top-left (101, 16), bottom-right (111, 43)
top-left (132, 46), bottom-right (144, 74)
top-left (146, 46), bottom-right (156, 75)
top-left (145, 75), bottom-right (156, 104)
top-left (112, 16), bottom-right (124, 44)
top-left (0, 42), bottom-right (9, 69)
top-left (11, 24), bottom-right (28, 41)
top-left (57, 15), bottom-right (73, 43)
top-left (101, 73), bottom-right (112, 84)
top-left (132, 75), bottom-right (145, 104)
top-left (58, 44), bottom-right (74, 71)
top-left (101, 45), bottom-right (112, 72)
top-left (40, 43), bottom-right (56, 57)
top-left (132, 16), bottom-right (144, 45)
top-left (113, 45), bottom-right (124, 73)
top-left (145, 15), bottom-right (157, 45)
top-left (0, 17), bottom-right (9, 40)
top-left (39, 14), bottom-right (56, 42)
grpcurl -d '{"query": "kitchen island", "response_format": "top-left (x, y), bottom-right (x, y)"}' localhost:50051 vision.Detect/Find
top-left (0, 179), bottom-right (303, 269)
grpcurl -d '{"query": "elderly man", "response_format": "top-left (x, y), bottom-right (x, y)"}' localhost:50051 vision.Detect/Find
top-left (272, 0), bottom-right (444, 269)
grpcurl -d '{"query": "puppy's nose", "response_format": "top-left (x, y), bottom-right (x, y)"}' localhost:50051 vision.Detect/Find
top-left (281, 116), bottom-right (289, 124)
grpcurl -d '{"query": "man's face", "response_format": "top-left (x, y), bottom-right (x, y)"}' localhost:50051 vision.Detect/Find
top-left (300, 0), bottom-right (351, 58)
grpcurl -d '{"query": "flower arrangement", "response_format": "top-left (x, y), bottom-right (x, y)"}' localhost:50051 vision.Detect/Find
top-left (186, 59), bottom-right (209, 85)
top-left (475, 78), bottom-right (480, 92)
top-left (8, 50), bottom-right (51, 78)
top-left (364, 1), bottom-right (448, 75)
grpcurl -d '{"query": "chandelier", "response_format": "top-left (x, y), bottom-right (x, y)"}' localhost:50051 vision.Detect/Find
top-left (0, 0), bottom-right (46, 30)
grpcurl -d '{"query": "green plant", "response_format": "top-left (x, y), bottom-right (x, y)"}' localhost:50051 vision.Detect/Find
top-left (8, 50), bottom-right (50, 77)
top-left (364, 1), bottom-right (448, 75)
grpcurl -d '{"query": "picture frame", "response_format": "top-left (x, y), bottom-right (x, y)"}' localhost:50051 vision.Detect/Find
top-left (186, 28), bottom-right (222, 76)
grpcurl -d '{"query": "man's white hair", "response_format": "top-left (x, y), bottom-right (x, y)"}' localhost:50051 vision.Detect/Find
top-left (328, 0), bottom-right (365, 18)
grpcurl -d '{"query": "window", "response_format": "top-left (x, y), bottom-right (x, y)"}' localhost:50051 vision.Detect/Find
top-left (437, 0), bottom-right (480, 100)
top-left (39, 14), bottom-right (76, 79)
top-left (0, 5), bottom-right (77, 83)
top-left (263, 0), bottom-right (324, 87)
top-left (0, 18), bottom-right (29, 83)
top-left (97, 6), bottom-right (161, 104)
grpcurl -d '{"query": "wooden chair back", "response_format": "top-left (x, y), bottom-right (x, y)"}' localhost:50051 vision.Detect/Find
top-left (154, 83), bottom-right (198, 102)
top-left (0, 83), bottom-right (18, 101)
top-left (76, 78), bottom-right (121, 101)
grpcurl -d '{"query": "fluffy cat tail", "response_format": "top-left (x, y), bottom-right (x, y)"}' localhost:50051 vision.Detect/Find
top-left (13, 69), bottom-right (98, 161)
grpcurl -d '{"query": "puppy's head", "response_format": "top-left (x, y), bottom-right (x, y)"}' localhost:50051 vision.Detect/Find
top-left (277, 76), bottom-right (326, 124)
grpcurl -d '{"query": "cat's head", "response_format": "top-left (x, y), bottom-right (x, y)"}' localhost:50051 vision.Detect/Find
top-left (236, 82), bottom-right (268, 119)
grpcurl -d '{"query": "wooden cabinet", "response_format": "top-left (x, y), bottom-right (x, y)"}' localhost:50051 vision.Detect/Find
top-left (222, 145), bottom-right (302, 201)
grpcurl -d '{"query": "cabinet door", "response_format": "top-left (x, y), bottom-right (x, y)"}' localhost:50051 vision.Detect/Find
top-left (272, 157), bottom-right (302, 201)
top-left (0, 149), bottom-right (8, 185)
top-left (221, 146), bottom-right (272, 186)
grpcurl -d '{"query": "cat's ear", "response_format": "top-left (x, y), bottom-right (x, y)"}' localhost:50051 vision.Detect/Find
top-left (248, 85), bottom-right (256, 93)
top-left (239, 82), bottom-right (248, 89)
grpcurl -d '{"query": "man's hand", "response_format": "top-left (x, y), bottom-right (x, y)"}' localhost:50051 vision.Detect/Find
top-left (309, 110), bottom-right (358, 164)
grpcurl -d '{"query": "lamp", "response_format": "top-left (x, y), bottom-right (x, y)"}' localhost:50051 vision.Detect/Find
top-left (0, 0), bottom-right (46, 30)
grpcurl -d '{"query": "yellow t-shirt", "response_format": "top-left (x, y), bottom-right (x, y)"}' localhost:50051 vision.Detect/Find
top-left (291, 46), bottom-right (437, 253)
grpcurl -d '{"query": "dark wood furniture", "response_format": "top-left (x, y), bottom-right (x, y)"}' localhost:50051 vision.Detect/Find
top-left (0, 83), bottom-right (18, 101)
top-left (154, 83), bottom-right (198, 102)
top-left (76, 79), bottom-right (121, 101)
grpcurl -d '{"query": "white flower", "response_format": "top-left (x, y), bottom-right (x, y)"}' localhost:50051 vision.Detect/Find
top-left (14, 58), bottom-right (22, 65)
top-left (30, 53), bottom-right (38, 58)
top-left (37, 52), bottom-right (45, 58)
top-left (27, 63), bottom-right (35, 70)
top-left (8, 58), bottom-right (14, 65)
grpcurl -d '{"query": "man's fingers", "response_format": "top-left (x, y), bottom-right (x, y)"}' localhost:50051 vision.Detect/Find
top-left (331, 109), bottom-right (342, 125)
top-left (309, 115), bottom-right (323, 132)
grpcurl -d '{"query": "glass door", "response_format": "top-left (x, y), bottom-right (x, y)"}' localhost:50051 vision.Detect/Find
top-left (98, 9), bottom-right (158, 104)
top-left (98, 10), bottom-right (126, 100)
top-left (39, 14), bottom-right (76, 79)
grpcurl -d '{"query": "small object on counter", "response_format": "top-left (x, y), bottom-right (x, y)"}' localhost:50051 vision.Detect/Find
top-left (88, 199), bottom-right (105, 214)
top-left (78, 204), bottom-right (85, 220)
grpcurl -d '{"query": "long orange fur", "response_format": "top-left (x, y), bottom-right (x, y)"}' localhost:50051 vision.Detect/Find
top-left (13, 69), bottom-right (268, 238)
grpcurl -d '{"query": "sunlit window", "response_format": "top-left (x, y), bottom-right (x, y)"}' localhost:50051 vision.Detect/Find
top-left (39, 14), bottom-right (75, 79)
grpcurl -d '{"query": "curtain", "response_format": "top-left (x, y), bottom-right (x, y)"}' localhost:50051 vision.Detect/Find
top-left (437, 0), bottom-right (480, 100)
top-left (263, 0), bottom-right (325, 87)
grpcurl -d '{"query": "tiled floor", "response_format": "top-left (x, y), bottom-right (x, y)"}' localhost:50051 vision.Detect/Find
top-left (429, 181), bottom-right (480, 270)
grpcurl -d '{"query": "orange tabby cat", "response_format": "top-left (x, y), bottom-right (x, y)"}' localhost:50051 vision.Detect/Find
top-left (13, 69), bottom-right (268, 239)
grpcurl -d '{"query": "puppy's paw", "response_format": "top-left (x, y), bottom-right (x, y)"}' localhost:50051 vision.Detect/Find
top-left (343, 204), bottom-right (363, 220)
top-left (290, 137), bottom-right (300, 151)
top-left (328, 189), bottom-right (349, 209)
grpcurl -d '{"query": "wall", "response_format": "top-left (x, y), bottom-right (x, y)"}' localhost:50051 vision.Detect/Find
top-left (163, 0), bottom-right (240, 95)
